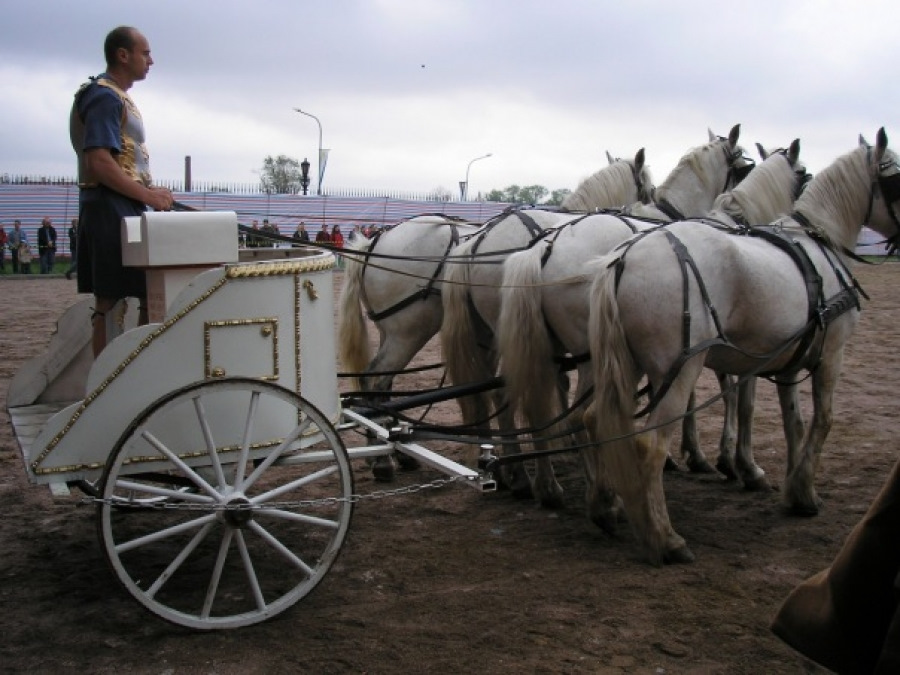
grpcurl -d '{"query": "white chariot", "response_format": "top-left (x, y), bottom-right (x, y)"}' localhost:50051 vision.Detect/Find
top-left (7, 211), bottom-right (494, 630)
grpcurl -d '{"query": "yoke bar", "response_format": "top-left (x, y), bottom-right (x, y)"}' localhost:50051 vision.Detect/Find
top-left (342, 376), bottom-right (504, 417)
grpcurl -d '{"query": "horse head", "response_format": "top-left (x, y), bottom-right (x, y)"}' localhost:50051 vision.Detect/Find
top-left (793, 128), bottom-right (900, 252)
top-left (648, 124), bottom-right (753, 219)
top-left (864, 128), bottom-right (900, 253)
top-left (563, 149), bottom-right (656, 211)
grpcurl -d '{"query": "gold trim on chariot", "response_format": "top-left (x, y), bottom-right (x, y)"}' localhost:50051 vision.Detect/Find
top-left (31, 256), bottom-right (334, 476)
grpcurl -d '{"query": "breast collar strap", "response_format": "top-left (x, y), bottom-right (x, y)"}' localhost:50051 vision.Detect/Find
top-left (653, 199), bottom-right (685, 221)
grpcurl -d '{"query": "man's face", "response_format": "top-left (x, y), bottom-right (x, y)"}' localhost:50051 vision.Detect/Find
top-left (123, 31), bottom-right (153, 82)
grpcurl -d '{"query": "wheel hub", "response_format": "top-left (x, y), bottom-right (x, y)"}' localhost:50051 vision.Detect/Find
top-left (222, 496), bottom-right (253, 527)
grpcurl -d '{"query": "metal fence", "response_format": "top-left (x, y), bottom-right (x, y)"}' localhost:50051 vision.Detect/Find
top-left (0, 174), bottom-right (459, 203)
top-left (0, 182), bottom-right (512, 257)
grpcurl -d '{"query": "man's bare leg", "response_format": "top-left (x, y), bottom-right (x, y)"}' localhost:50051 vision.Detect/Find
top-left (91, 296), bottom-right (117, 357)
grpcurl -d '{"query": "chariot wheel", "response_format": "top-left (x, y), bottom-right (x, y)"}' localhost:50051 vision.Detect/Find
top-left (97, 377), bottom-right (353, 630)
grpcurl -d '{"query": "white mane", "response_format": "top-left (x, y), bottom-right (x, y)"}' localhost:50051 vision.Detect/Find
top-left (792, 144), bottom-right (885, 251)
top-left (654, 137), bottom-right (738, 205)
top-left (711, 151), bottom-right (801, 225)
top-left (562, 160), bottom-right (652, 211)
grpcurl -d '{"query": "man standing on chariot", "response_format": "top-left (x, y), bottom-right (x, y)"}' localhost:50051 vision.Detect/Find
top-left (69, 25), bottom-right (175, 356)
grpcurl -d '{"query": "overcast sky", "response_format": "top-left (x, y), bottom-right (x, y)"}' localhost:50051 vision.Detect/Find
top-left (1, 0), bottom-right (896, 198)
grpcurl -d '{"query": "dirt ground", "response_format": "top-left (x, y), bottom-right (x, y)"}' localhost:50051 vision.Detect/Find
top-left (1, 264), bottom-right (898, 674)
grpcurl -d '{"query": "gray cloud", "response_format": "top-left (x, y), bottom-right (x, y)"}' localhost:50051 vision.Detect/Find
top-left (1, 0), bottom-right (897, 194)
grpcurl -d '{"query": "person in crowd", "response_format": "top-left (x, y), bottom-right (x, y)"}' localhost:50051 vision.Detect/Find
top-left (8, 220), bottom-right (26, 273)
top-left (66, 218), bottom-right (78, 279)
top-left (315, 224), bottom-right (331, 243)
top-left (0, 223), bottom-right (7, 272)
top-left (330, 224), bottom-right (344, 268)
top-left (247, 220), bottom-right (261, 248)
top-left (18, 242), bottom-right (32, 274)
top-left (292, 221), bottom-right (310, 246)
top-left (70, 25), bottom-right (175, 356)
top-left (260, 218), bottom-right (274, 246)
top-left (348, 224), bottom-right (362, 244)
top-left (37, 216), bottom-right (58, 274)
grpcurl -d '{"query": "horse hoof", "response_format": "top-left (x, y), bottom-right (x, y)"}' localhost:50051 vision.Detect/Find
top-left (538, 493), bottom-right (564, 510)
top-left (663, 546), bottom-right (695, 565)
top-left (742, 476), bottom-right (773, 492)
top-left (787, 502), bottom-right (820, 517)
top-left (687, 458), bottom-right (718, 475)
top-left (395, 453), bottom-right (421, 471)
top-left (372, 457), bottom-right (396, 483)
top-left (589, 509), bottom-right (620, 535)
top-left (715, 459), bottom-right (740, 481)
top-left (663, 455), bottom-right (682, 472)
top-left (511, 483), bottom-right (535, 500)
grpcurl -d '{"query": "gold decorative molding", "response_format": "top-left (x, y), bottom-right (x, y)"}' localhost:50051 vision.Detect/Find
top-left (203, 317), bottom-right (279, 380)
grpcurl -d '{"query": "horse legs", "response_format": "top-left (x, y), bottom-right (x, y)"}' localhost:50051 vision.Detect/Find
top-left (731, 377), bottom-right (770, 491)
top-left (678, 389), bottom-right (717, 474)
top-left (780, 354), bottom-right (841, 515)
top-left (591, 359), bottom-right (702, 565)
top-left (492, 388), bottom-right (536, 499)
top-left (607, 424), bottom-right (691, 565)
top-left (364, 321), bottom-right (441, 481)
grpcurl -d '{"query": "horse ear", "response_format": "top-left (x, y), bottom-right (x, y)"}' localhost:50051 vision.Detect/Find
top-left (606, 150), bottom-right (615, 165)
top-left (874, 128), bottom-right (888, 164)
top-left (634, 148), bottom-right (645, 170)
top-left (728, 123), bottom-right (741, 147)
top-left (708, 128), bottom-right (716, 142)
top-left (756, 142), bottom-right (769, 160)
top-left (859, 133), bottom-right (871, 149)
top-left (788, 139), bottom-right (801, 165)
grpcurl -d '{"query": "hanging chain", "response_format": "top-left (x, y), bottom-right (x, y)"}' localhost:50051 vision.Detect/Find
top-left (80, 474), bottom-right (478, 511)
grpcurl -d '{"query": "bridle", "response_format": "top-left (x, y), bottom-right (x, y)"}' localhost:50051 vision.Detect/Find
top-left (863, 151), bottom-right (900, 255)
top-left (653, 138), bottom-right (755, 221)
top-left (720, 137), bottom-right (755, 192)
top-left (610, 155), bottom-right (654, 205)
top-left (630, 162), bottom-right (654, 204)
top-left (768, 147), bottom-right (813, 201)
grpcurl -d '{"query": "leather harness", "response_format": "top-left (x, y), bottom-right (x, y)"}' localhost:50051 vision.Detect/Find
top-left (616, 218), bottom-right (867, 418)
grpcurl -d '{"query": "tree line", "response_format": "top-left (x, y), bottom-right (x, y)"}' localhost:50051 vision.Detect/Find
top-left (259, 155), bottom-right (571, 205)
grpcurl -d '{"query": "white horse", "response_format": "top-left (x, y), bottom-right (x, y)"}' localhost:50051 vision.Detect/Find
top-left (338, 154), bottom-right (654, 478)
top-left (496, 139), bottom-right (807, 527)
top-left (585, 128), bottom-right (900, 565)
top-left (442, 125), bottom-right (752, 505)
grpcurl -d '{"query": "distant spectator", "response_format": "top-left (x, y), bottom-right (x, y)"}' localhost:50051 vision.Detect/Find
top-left (248, 220), bottom-right (261, 248)
top-left (18, 243), bottom-right (32, 274)
top-left (8, 220), bottom-right (26, 273)
top-left (292, 222), bottom-right (310, 246)
top-left (0, 224), bottom-right (7, 272)
top-left (37, 217), bottom-right (58, 274)
top-left (66, 218), bottom-right (78, 279)
top-left (315, 224), bottom-right (331, 243)
top-left (348, 224), bottom-right (362, 244)
top-left (261, 218), bottom-right (274, 245)
top-left (331, 224), bottom-right (344, 268)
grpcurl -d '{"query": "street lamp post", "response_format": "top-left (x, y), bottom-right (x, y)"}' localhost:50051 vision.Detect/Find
top-left (299, 158), bottom-right (311, 195)
top-left (293, 108), bottom-right (324, 195)
top-left (461, 153), bottom-right (492, 201)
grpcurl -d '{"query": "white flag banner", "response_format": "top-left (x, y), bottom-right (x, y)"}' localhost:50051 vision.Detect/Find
top-left (319, 149), bottom-right (330, 187)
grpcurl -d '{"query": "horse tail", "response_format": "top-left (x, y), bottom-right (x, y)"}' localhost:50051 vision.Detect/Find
top-left (440, 243), bottom-right (493, 426)
top-left (337, 239), bottom-right (373, 391)
top-left (498, 247), bottom-right (560, 424)
top-left (586, 254), bottom-right (640, 517)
